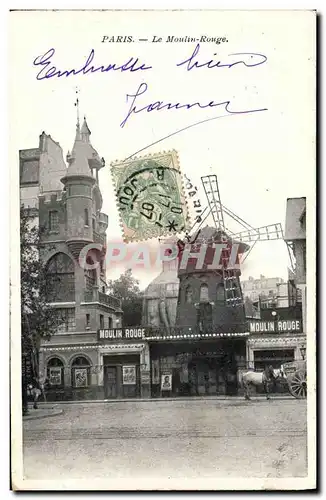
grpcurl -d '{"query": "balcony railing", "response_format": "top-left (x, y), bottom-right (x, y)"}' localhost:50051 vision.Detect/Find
top-left (98, 292), bottom-right (121, 309)
top-left (83, 290), bottom-right (121, 309)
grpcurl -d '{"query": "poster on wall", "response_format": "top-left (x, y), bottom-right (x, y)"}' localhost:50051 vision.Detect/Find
top-left (161, 374), bottom-right (172, 391)
top-left (152, 360), bottom-right (160, 385)
top-left (123, 365), bottom-right (136, 385)
top-left (74, 368), bottom-right (88, 388)
top-left (49, 367), bottom-right (62, 386)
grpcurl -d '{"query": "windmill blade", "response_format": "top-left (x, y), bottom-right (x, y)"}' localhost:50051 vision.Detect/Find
top-left (221, 204), bottom-right (256, 232)
top-left (201, 175), bottom-right (225, 231)
top-left (232, 223), bottom-right (284, 242)
top-left (241, 238), bottom-right (259, 263)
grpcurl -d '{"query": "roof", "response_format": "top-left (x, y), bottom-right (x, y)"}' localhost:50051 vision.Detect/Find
top-left (144, 269), bottom-right (179, 297)
top-left (81, 118), bottom-right (91, 136)
top-left (186, 225), bottom-right (250, 253)
top-left (64, 137), bottom-right (95, 179)
top-left (284, 197), bottom-right (306, 240)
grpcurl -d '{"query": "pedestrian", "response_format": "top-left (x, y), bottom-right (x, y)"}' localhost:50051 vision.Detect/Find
top-left (32, 379), bottom-right (42, 409)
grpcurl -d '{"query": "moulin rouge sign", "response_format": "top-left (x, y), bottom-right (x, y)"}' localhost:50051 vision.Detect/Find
top-left (249, 320), bottom-right (302, 334)
top-left (98, 328), bottom-right (145, 341)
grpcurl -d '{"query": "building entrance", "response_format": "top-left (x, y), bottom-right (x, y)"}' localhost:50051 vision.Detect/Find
top-left (103, 354), bottom-right (141, 399)
top-left (150, 340), bottom-right (245, 397)
top-left (188, 356), bottom-right (238, 396)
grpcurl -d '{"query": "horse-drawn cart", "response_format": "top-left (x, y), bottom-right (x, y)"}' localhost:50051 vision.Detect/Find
top-left (281, 360), bottom-right (307, 399)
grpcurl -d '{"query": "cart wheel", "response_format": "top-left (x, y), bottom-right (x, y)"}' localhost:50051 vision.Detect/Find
top-left (288, 370), bottom-right (307, 399)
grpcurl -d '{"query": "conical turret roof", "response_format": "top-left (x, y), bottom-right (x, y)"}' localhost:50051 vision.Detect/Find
top-left (62, 118), bottom-right (103, 182)
top-left (62, 123), bottom-right (94, 181)
top-left (81, 117), bottom-right (91, 140)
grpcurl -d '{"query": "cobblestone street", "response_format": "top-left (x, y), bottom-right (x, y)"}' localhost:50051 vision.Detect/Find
top-left (23, 399), bottom-right (307, 481)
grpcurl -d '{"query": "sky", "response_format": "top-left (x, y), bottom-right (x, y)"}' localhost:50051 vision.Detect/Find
top-left (9, 10), bottom-right (315, 290)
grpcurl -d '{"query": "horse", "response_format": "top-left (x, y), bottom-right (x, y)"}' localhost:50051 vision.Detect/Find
top-left (241, 365), bottom-right (280, 401)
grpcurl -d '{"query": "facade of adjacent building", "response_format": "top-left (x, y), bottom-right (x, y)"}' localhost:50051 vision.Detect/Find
top-left (241, 275), bottom-right (285, 304)
top-left (20, 121), bottom-right (148, 400)
top-left (246, 197), bottom-right (307, 372)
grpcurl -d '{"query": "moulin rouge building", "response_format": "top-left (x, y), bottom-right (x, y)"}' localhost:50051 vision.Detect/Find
top-left (20, 117), bottom-right (305, 400)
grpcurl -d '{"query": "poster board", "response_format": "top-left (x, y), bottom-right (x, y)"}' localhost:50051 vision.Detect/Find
top-left (74, 368), bottom-right (88, 388)
top-left (49, 367), bottom-right (62, 386)
top-left (161, 374), bottom-right (172, 391)
top-left (122, 365), bottom-right (136, 385)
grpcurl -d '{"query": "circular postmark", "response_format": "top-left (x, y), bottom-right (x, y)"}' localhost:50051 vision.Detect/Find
top-left (112, 154), bottom-right (189, 241)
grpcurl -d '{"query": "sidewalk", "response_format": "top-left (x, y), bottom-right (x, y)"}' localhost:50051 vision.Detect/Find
top-left (38, 394), bottom-right (295, 405)
top-left (23, 406), bottom-right (63, 420)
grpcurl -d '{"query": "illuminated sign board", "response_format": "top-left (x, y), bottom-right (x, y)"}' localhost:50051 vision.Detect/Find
top-left (249, 320), bottom-right (302, 334)
top-left (98, 328), bottom-right (145, 341)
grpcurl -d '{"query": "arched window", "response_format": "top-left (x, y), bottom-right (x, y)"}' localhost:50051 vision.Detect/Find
top-left (45, 253), bottom-right (75, 302)
top-left (185, 285), bottom-right (193, 303)
top-left (216, 282), bottom-right (225, 304)
top-left (200, 283), bottom-right (209, 302)
top-left (84, 208), bottom-right (89, 226)
top-left (47, 357), bottom-right (64, 387)
top-left (71, 356), bottom-right (91, 388)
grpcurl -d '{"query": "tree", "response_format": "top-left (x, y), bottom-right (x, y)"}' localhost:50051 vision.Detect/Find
top-left (20, 207), bottom-right (59, 414)
top-left (107, 269), bottom-right (143, 327)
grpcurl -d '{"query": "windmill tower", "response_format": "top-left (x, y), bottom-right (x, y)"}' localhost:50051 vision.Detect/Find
top-left (175, 173), bottom-right (289, 333)
top-left (189, 174), bottom-right (290, 308)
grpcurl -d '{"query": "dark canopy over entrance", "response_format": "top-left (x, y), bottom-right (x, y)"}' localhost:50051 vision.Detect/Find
top-left (150, 339), bottom-right (246, 397)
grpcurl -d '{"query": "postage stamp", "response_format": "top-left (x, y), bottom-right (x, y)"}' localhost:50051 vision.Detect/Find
top-left (111, 150), bottom-right (190, 242)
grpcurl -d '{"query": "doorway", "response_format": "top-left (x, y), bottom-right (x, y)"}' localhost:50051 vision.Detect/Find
top-left (188, 360), bottom-right (217, 395)
top-left (104, 366), bottom-right (117, 398)
top-left (103, 354), bottom-right (141, 399)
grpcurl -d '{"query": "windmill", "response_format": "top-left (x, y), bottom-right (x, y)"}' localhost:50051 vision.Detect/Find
top-left (183, 174), bottom-right (294, 308)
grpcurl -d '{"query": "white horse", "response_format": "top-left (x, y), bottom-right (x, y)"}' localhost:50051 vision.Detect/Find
top-left (241, 365), bottom-right (280, 400)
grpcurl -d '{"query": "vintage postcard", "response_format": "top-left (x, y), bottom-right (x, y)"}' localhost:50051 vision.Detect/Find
top-left (9, 9), bottom-right (316, 491)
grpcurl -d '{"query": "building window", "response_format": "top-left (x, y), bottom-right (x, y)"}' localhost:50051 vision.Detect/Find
top-left (45, 253), bottom-right (75, 302)
top-left (84, 208), bottom-right (89, 226)
top-left (49, 210), bottom-right (59, 232)
top-left (100, 314), bottom-right (104, 329)
top-left (85, 270), bottom-right (96, 290)
top-left (199, 283), bottom-right (209, 302)
top-left (86, 314), bottom-right (90, 328)
top-left (71, 356), bottom-right (91, 388)
top-left (166, 283), bottom-right (179, 295)
top-left (92, 219), bottom-right (96, 231)
top-left (216, 283), bottom-right (225, 303)
top-left (108, 317), bottom-right (113, 328)
top-left (56, 308), bottom-right (76, 332)
top-left (102, 286), bottom-right (105, 293)
top-left (47, 358), bottom-right (64, 386)
top-left (254, 349), bottom-right (294, 370)
top-left (185, 285), bottom-right (193, 303)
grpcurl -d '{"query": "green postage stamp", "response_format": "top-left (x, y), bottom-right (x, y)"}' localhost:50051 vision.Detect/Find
top-left (111, 150), bottom-right (190, 242)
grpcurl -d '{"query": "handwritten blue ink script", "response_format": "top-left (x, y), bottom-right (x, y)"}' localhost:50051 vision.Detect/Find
top-left (33, 44), bottom-right (268, 128)
top-left (120, 82), bottom-right (267, 127)
top-left (33, 48), bottom-right (152, 80)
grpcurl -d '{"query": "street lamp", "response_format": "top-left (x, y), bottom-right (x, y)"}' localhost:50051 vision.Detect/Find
top-left (271, 310), bottom-right (280, 321)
